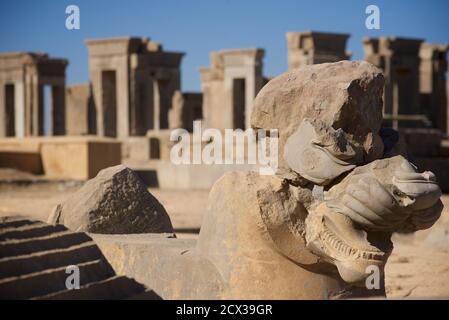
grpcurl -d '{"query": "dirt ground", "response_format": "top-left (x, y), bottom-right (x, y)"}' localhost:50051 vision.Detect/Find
top-left (1, 175), bottom-right (448, 299)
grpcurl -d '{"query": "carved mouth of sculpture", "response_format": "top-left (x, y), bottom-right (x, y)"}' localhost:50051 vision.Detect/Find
top-left (318, 225), bottom-right (386, 261)
top-left (306, 205), bottom-right (392, 285)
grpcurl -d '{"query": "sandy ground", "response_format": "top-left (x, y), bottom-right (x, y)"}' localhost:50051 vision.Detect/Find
top-left (0, 183), bottom-right (208, 234)
top-left (1, 175), bottom-right (448, 299)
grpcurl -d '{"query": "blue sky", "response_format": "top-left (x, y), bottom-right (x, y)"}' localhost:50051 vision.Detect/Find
top-left (0, 0), bottom-right (448, 91)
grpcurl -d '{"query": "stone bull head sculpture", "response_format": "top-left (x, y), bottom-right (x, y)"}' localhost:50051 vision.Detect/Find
top-left (247, 60), bottom-right (442, 291)
top-left (99, 61), bottom-right (442, 300)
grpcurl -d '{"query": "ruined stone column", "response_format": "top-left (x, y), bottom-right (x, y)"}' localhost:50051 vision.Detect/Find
top-left (200, 49), bottom-right (264, 130)
top-left (363, 37), bottom-right (424, 128)
top-left (286, 31), bottom-right (351, 70)
top-left (419, 43), bottom-right (449, 134)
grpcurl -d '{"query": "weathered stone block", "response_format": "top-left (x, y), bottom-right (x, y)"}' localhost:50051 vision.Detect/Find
top-left (40, 137), bottom-right (121, 180)
top-left (49, 165), bottom-right (173, 234)
top-left (0, 138), bottom-right (43, 174)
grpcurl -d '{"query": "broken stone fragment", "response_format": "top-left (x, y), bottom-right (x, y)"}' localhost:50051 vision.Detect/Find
top-left (48, 165), bottom-right (173, 234)
top-left (251, 60), bottom-right (385, 183)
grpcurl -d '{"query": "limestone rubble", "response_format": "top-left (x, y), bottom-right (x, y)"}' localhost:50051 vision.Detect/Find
top-left (49, 165), bottom-right (173, 234)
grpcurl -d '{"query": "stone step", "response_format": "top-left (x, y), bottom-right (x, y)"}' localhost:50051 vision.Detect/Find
top-left (0, 231), bottom-right (92, 258)
top-left (0, 259), bottom-right (115, 299)
top-left (0, 217), bottom-right (40, 229)
top-left (0, 216), bottom-right (158, 300)
top-left (0, 223), bottom-right (67, 241)
top-left (0, 242), bottom-right (101, 279)
top-left (34, 276), bottom-right (150, 300)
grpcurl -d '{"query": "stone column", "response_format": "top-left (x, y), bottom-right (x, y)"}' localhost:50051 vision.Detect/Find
top-left (153, 79), bottom-right (160, 131)
top-left (24, 70), bottom-right (34, 136)
top-left (32, 78), bottom-right (43, 136)
top-left (116, 57), bottom-right (130, 138)
top-left (14, 82), bottom-right (25, 138)
top-left (0, 83), bottom-right (5, 137)
top-left (90, 68), bottom-right (104, 136)
top-left (419, 43), bottom-right (449, 134)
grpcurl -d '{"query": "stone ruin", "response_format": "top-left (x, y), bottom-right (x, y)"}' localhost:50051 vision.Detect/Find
top-left (286, 31), bottom-right (351, 69)
top-left (1, 32), bottom-right (448, 193)
top-left (1, 60), bottom-right (442, 299)
top-left (0, 216), bottom-right (160, 299)
top-left (0, 52), bottom-right (67, 137)
top-left (200, 48), bottom-right (267, 130)
top-left (48, 165), bottom-right (173, 234)
top-left (85, 37), bottom-right (184, 138)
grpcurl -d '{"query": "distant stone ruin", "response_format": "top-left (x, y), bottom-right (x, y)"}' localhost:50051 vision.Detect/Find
top-left (0, 52), bottom-right (67, 137)
top-left (1, 31), bottom-right (448, 191)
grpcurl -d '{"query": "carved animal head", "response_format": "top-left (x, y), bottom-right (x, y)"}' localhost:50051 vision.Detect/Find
top-left (305, 156), bottom-right (443, 285)
top-left (251, 60), bottom-right (385, 185)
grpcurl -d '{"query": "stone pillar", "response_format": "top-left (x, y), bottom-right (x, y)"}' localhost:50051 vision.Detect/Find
top-left (101, 70), bottom-right (118, 137)
top-left (169, 90), bottom-right (184, 130)
top-left (33, 79), bottom-right (43, 136)
top-left (128, 56), bottom-right (139, 136)
top-left (90, 68), bottom-right (104, 137)
top-left (65, 84), bottom-right (95, 136)
top-left (24, 68), bottom-right (35, 137)
top-left (153, 79), bottom-right (160, 131)
top-left (0, 52), bottom-right (67, 137)
top-left (0, 83), bottom-right (6, 137)
top-left (364, 37), bottom-right (423, 128)
top-left (286, 31), bottom-right (351, 70)
top-left (419, 43), bottom-right (449, 134)
top-left (14, 82), bottom-right (25, 138)
top-left (200, 49), bottom-right (264, 130)
top-left (116, 56), bottom-right (130, 138)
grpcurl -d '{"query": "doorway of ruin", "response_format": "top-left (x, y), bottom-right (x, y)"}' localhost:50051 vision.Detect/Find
top-left (149, 137), bottom-right (160, 159)
top-left (4, 84), bottom-right (15, 137)
top-left (137, 81), bottom-right (153, 135)
top-left (233, 78), bottom-right (246, 130)
top-left (41, 84), bottom-right (66, 136)
top-left (155, 79), bottom-right (170, 130)
top-left (102, 70), bottom-right (117, 137)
